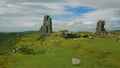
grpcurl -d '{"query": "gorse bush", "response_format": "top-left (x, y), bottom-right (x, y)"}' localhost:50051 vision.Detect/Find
top-left (19, 45), bottom-right (35, 55)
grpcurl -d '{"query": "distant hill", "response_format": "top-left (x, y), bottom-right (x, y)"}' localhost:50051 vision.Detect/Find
top-left (19, 31), bottom-right (38, 34)
top-left (0, 31), bottom-right (38, 34)
top-left (110, 30), bottom-right (120, 32)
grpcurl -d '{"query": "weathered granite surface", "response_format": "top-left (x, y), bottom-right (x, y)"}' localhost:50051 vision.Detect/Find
top-left (39, 15), bottom-right (52, 37)
top-left (93, 20), bottom-right (107, 37)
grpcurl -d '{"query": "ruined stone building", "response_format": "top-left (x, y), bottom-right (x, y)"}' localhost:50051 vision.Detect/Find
top-left (93, 20), bottom-right (107, 37)
top-left (39, 15), bottom-right (52, 37)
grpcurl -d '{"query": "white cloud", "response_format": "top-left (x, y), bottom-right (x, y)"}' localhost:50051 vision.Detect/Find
top-left (0, 0), bottom-right (120, 32)
top-left (84, 21), bottom-right (94, 25)
top-left (66, 8), bottom-right (120, 31)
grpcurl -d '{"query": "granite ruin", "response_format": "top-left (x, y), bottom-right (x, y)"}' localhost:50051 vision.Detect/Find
top-left (93, 20), bottom-right (107, 37)
top-left (39, 15), bottom-right (52, 37)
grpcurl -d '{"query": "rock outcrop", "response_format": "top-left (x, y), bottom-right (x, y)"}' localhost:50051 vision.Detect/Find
top-left (56, 30), bottom-right (79, 38)
top-left (39, 15), bottom-right (52, 37)
top-left (93, 20), bottom-right (107, 37)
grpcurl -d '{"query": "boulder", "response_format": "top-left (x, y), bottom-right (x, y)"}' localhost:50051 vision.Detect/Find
top-left (72, 58), bottom-right (81, 65)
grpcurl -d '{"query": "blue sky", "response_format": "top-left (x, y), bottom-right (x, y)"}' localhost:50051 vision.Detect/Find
top-left (51, 6), bottom-right (96, 21)
top-left (0, 0), bottom-right (120, 32)
top-left (65, 6), bottom-right (95, 15)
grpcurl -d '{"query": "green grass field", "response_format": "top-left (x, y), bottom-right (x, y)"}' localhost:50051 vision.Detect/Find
top-left (0, 33), bottom-right (120, 68)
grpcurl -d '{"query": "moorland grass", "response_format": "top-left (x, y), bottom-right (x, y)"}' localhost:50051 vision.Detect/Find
top-left (0, 33), bottom-right (120, 68)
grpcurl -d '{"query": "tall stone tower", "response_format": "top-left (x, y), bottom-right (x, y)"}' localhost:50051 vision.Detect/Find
top-left (39, 15), bottom-right (52, 37)
top-left (93, 20), bottom-right (107, 37)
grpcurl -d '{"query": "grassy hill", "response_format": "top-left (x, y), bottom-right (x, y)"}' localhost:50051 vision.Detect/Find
top-left (0, 33), bottom-right (21, 55)
top-left (0, 32), bottom-right (120, 68)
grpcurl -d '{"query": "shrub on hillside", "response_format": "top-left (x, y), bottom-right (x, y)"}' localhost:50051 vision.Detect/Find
top-left (18, 45), bottom-right (35, 55)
